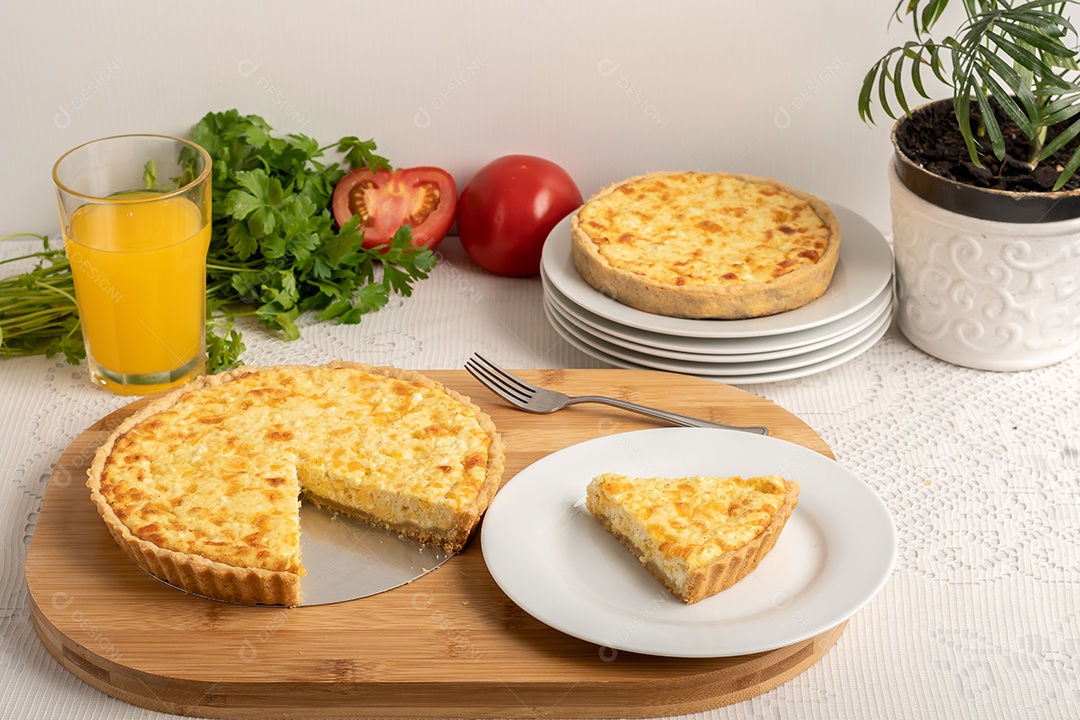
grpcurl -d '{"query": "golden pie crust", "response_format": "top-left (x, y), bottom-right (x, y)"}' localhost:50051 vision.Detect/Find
top-left (586, 473), bottom-right (799, 603)
top-left (570, 171), bottom-right (841, 319)
top-left (86, 362), bottom-right (505, 606)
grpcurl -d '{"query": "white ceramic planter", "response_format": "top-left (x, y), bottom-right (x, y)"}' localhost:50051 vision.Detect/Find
top-left (889, 160), bottom-right (1080, 371)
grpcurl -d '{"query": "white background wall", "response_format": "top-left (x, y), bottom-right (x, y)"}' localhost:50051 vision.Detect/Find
top-left (0, 1), bottom-right (952, 237)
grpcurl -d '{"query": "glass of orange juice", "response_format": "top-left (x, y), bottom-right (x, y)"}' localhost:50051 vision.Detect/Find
top-left (52, 135), bottom-right (212, 395)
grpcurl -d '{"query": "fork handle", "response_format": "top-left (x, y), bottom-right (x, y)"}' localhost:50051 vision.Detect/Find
top-left (565, 396), bottom-right (769, 435)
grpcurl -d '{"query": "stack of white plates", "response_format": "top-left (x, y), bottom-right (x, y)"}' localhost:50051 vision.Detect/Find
top-left (540, 204), bottom-right (895, 384)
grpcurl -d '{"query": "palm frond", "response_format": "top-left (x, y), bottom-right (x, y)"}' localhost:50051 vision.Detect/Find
top-left (863, 0), bottom-right (1080, 185)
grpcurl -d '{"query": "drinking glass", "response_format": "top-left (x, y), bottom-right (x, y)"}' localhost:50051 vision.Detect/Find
top-left (52, 134), bottom-right (212, 395)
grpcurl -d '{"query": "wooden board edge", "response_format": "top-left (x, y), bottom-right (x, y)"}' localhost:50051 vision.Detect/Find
top-left (30, 586), bottom-right (847, 720)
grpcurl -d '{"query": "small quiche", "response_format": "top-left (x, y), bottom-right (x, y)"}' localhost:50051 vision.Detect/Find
top-left (570, 171), bottom-right (841, 319)
top-left (86, 363), bottom-right (505, 606)
top-left (586, 473), bottom-right (799, 603)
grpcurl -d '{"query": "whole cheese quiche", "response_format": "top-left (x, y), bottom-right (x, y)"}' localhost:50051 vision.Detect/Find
top-left (86, 362), bottom-right (505, 606)
top-left (570, 171), bottom-right (841, 319)
top-left (586, 473), bottom-right (799, 603)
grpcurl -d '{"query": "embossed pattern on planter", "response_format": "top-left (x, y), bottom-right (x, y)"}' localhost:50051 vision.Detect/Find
top-left (889, 163), bottom-right (1080, 371)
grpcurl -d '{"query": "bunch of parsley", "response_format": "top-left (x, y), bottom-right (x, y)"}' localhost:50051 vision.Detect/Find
top-left (193, 110), bottom-right (436, 370)
top-left (0, 110), bottom-right (437, 373)
top-left (0, 233), bottom-right (82, 362)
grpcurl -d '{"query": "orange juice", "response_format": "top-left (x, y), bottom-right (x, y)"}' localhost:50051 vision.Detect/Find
top-left (65, 196), bottom-right (210, 395)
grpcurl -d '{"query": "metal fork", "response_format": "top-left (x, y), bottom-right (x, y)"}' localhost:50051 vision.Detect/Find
top-left (464, 354), bottom-right (769, 435)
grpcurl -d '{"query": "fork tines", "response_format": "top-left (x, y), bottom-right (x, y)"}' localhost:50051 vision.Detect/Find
top-left (464, 354), bottom-right (533, 405)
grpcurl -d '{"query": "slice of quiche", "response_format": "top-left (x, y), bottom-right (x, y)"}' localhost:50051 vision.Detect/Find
top-left (586, 473), bottom-right (799, 603)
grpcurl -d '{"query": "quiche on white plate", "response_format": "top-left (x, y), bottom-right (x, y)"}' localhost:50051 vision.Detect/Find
top-left (570, 171), bottom-right (841, 319)
top-left (586, 472), bottom-right (799, 603)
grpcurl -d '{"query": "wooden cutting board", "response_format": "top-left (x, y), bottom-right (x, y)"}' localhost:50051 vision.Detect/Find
top-left (26, 369), bottom-right (844, 719)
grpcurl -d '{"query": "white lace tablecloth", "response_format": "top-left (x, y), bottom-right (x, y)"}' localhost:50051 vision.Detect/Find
top-left (2, 238), bottom-right (1078, 720)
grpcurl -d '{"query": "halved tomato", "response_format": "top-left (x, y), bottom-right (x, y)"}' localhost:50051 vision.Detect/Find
top-left (332, 166), bottom-right (457, 250)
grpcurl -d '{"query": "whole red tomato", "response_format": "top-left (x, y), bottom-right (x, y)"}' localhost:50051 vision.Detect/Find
top-left (456, 155), bottom-right (583, 277)
top-left (332, 166), bottom-right (457, 250)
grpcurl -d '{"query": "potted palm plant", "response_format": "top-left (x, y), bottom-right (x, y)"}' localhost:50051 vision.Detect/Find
top-left (861, 0), bottom-right (1080, 370)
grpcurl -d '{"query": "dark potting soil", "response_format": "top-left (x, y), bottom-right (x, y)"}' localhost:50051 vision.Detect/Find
top-left (894, 99), bottom-right (1080, 194)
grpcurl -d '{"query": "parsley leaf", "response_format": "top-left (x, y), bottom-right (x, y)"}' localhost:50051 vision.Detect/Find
top-left (338, 136), bottom-right (393, 173)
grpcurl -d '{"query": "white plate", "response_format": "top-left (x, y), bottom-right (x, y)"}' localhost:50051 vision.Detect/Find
top-left (545, 296), bottom-right (893, 377)
top-left (546, 276), bottom-right (894, 362)
top-left (546, 295), bottom-right (893, 373)
top-left (541, 203), bottom-right (894, 339)
top-left (481, 428), bottom-right (897, 658)
top-left (544, 268), bottom-right (894, 357)
top-left (545, 301), bottom-right (894, 384)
